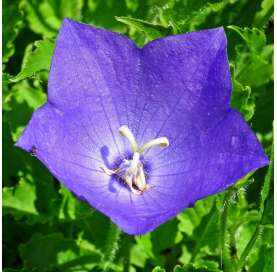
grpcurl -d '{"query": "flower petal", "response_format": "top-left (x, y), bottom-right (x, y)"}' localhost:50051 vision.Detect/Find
top-left (17, 20), bottom-right (269, 235)
top-left (137, 27), bottom-right (231, 148)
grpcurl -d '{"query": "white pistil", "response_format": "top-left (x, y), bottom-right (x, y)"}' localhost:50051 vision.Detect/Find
top-left (100, 125), bottom-right (169, 195)
top-left (118, 125), bottom-right (138, 152)
top-left (138, 137), bottom-right (169, 154)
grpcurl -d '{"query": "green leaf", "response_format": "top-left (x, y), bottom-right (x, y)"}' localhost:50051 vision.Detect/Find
top-left (116, 16), bottom-right (172, 45)
top-left (236, 224), bottom-right (273, 270)
top-left (173, 261), bottom-right (222, 272)
top-left (254, 0), bottom-right (274, 27)
top-left (3, 269), bottom-right (31, 272)
top-left (130, 243), bottom-right (148, 268)
top-left (5, 80), bottom-right (46, 142)
top-left (3, 0), bottom-right (23, 62)
top-left (193, 260), bottom-right (222, 271)
top-left (151, 218), bottom-right (182, 256)
top-left (3, 166), bottom-right (60, 224)
top-left (19, 233), bottom-right (101, 271)
top-left (233, 172), bottom-right (254, 189)
top-left (235, 51), bottom-right (273, 88)
top-left (252, 81), bottom-right (274, 137)
top-left (152, 266), bottom-right (166, 272)
top-left (194, 0), bottom-right (264, 30)
top-left (229, 27), bottom-right (273, 119)
top-left (191, 202), bottom-right (220, 260)
top-left (262, 193), bottom-right (273, 225)
top-left (11, 80), bottom-right (47, 110)
top-left (231, 70), bottom-right (255, 121)
top-left (5, 99), bottom-right (33, 142)
top-left (3, 175), bottom-right (38, 220)
top-left (3, 74), bottom-right (13, 111)
top-left (228, 26), bottom-right (273, 88)
top-left (250, 244), bottom-right (273, 271)
top-left (173, 265), bottom-right (189, 272)
top-left (21, 0), bottom-right (59, 37)
top-left (125, 0), bottom-right (139, 12)
top-left (235, 220), bottom-right (259, 258)
top-left (21, 0), bottom-right (84, 37)
top-left (58, 185), bottom-right (80, 221)
top-left (228, 26), bottom-right (266, 51)
top-left (3, 125), bottom-right (62, 222)
top-left (80, 211), bottom-right (111, 252)
top-left (58, 185), bottom-right (95, 222)
top-left (82, 0), bottom-right (129, 32)
top-left (187, 1), bottom-right (229, 31)
top-left (134, 218), bottom-right (181, 266)
top-left (10, 39), bottom-right (55, 83)
top-left (178, 195), bottom-right (215, 236)
top-left (148, 0), bottom-right (227, 33)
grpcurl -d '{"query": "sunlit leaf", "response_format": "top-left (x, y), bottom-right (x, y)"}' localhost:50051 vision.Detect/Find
top-left (116, 16), bottom-right (172, 46)
top-left (152, 266), bottom-right (166, 272)
top-left (231, 71), bottom-right (255, 121)
top-left (21, 0), bottom-right (84, 37)
top-left (3, 0), bottom-right (23, 62)
top-left (3, 175), bottom-right (38, 220)
top-left (10, 39), bottom-right (55, 83)
top-left (178, 196), bottom-right (215, 236)
top-left (193, 259), bottom-right (222, 271)
top-left (228, 26), bottom-right (273, 88)
top-left (191, 203), bottom-right (220, 259)
top-left (228, 26), bottom-right (266, 51)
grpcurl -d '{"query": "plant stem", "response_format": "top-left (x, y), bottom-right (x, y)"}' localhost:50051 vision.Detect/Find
top-left (236, 135), bottom-right (273, 271)
top-left (102, 221), bottom-right (122, 271)
top-left (236, 138), bottom-right (273, 271)
top-left (122, 234), bottom-right (132, 272)
top-left (236, 221), bottom-right (263, 271)
top-left (220, 190), bottom-right (234, 272)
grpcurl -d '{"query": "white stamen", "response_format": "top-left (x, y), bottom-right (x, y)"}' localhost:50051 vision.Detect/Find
top-left (135, 165), bottom-right (146, 191)
top-left (119, 125), bottom-right (138, 152)
top-left (129, 152), bottom-right (140, 175)
top-left (100, 165), bottom-right (117, 176)
top-left (138, 137), bottom-right (169, 154)
top-left (100, 126), bottom-right (169, 195)
top-left (125, 175), bottom-right (141, 195)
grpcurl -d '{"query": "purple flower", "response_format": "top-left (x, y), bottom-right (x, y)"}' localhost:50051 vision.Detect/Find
top-left (16, 19), bottom-right (269, 235)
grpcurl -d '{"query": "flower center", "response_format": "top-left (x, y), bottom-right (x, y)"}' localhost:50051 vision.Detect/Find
top-left (100, 125), bottom-right (169, 195)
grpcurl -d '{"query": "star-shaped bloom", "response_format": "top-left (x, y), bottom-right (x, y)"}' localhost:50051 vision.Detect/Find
top-left (16, 19), bottom-right (269, 235)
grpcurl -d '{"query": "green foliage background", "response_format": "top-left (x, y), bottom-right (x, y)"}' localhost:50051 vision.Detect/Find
top-left (3, 0), bottom-right (274, 271)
